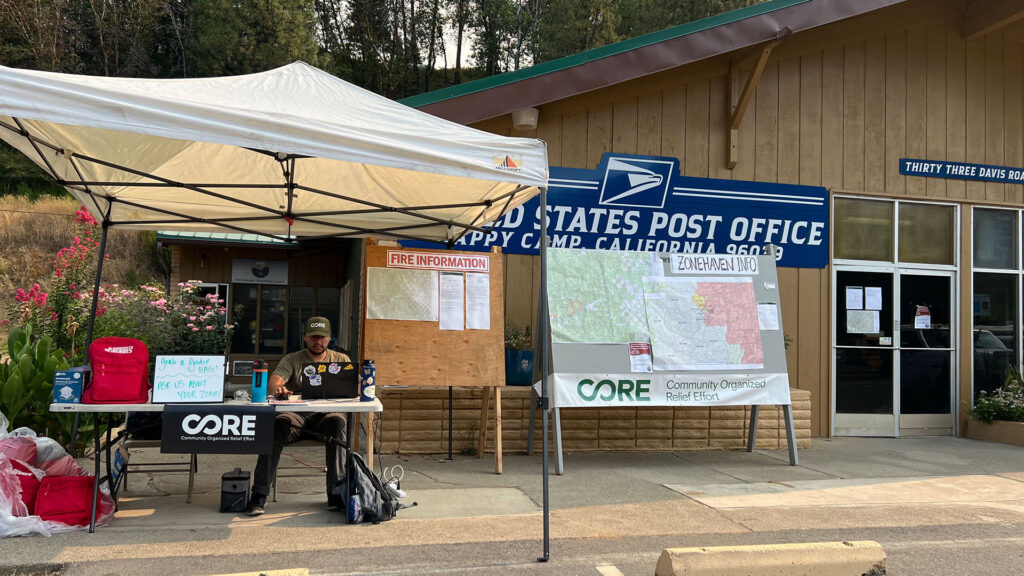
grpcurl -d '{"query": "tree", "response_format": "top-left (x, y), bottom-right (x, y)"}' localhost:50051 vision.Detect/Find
top-left (535, 0), bottom-right (619, 63)
top-left (157, 0), bottom-right (197, 77)
top-left (189, 0), bottom-right (320, 77)
top-left (0, 0), bottom-right (84, 72)
top-left (451, 0), bottom-right (469, 83)
top-left (80, 0), bottom-right (164, 77)
top-left (471, 0), bottom-right (514, 76)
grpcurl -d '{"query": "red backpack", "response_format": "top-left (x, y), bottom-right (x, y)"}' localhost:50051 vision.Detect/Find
top-left (34, 475), bottom-right (113, 526)
top-left (83, 337), bottom-right (150, 404)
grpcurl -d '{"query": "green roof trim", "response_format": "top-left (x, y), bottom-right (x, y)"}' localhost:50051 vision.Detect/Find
top-left (399, 0), bottom-right (810, 108)
top-left (156, 231), bottom-right (296, 245)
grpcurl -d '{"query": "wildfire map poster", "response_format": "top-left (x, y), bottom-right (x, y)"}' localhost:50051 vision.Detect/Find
top-left (545, 248), bottom-right (790, 408)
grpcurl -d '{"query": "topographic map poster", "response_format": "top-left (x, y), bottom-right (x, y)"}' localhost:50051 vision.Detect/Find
top-left (642, 276), bottom-right (764, 370)
top-left (367, 267), bottom-right (439, 321)
top-left (544, 248), bottom-right (790, 408)
top-left (547, 249), bottom-right (661, 344)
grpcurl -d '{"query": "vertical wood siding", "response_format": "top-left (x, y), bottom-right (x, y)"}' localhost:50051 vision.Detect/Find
top-left (486, 5), bottom-right (1024, 438)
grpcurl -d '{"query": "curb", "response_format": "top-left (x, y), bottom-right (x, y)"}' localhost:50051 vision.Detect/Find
top-left (655, 540), bottom-right (886, 576)
top-left (0, 564), bottom-right (63, 576)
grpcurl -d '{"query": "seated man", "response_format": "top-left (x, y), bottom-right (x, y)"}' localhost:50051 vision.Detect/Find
top-left (246, 316), bottom-right (351, 516)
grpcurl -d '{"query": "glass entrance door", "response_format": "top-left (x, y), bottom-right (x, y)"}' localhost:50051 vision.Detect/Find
top-left (834, 269), bottom-right (956, 436)
top-left (834, 270), bottom-right (895, 436)
top-left (898, 272), bottom-right (954, 435)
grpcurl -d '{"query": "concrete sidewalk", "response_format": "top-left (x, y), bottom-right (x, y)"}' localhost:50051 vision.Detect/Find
top-left (4, 437), bottom-right (1024, 574)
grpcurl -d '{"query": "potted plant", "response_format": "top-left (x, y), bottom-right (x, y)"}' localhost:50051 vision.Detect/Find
top-left (967, 366), bottom-right (1024, 447)
top-left (504, 324), bottom-right (534, 386)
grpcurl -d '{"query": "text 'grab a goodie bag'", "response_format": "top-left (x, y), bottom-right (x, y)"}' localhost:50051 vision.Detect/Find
top-left (83, 337), bottom-right (150, 404)
top-left (347, 452), bottom-right (398, 524)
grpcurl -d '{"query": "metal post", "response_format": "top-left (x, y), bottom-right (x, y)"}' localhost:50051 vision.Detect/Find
top-left (527, 386), bottom-right (536, 455)
top-left (783, 404), bottom-right (799, 465)
top-left (75, 216), bottom-right (110, 457)
top-left (448, 386), bottom-right (454, 460)
top-left (538, 187), bottom-right (550, 562)
top-left (554, 407), bottom-right (563, 474)
top-left (88, 413), bottom-right (103, 533)
top-left (746, 405), bottom-right (760, 452)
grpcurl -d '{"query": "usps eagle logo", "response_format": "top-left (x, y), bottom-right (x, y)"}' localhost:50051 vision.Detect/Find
top-left (598, 157), bottom-right (675, 209)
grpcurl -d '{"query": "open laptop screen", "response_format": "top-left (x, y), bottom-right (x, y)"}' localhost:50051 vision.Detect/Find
top-left (299, 362), bottom-right (359, 399)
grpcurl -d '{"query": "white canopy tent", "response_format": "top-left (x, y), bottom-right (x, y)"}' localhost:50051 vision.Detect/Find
top-left (0, 61), bottom-right (547, 243)
top-left (0, 63), bottom-right (555, 549)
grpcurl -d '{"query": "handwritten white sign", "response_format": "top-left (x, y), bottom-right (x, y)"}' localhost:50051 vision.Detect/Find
top-left (153, 355), bottom-right (226, 403)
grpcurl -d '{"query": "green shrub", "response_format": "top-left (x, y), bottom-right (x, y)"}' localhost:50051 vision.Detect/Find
top-left (972, 366), bottom-right (1024, 424)
top-left (505, 323), bottom-right (532, 350)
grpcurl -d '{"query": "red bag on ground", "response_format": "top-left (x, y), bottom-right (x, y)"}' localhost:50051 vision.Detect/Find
top-left (34, 476), bottom-right (111, 526)
top-left (0, 436), bottom-right (38, 467)
top-left (9, 461), bottom-right (40, 515)
top-left (83, 337), bottom-right (150, 404)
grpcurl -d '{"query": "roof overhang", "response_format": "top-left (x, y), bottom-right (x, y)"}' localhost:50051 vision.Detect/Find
top-left (404, 0), bottom-right (907, 124)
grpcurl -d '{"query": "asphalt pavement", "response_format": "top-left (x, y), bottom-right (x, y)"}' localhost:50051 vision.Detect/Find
top-left (4, 436), bottom-right (1024, 576)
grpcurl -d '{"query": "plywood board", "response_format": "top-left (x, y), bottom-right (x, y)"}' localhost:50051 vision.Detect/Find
top-left (361, 242), bottom-right (505, 387)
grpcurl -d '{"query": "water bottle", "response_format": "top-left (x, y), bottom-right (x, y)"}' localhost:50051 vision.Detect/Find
top-left (251, 359), bottom-right (268, 403)
top-left (360, 359), bottom-right (376, 402)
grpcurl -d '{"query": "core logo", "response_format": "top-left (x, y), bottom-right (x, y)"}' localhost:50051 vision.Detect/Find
top-left (104, 346), bottom-right (134, 354)
top-left (310, 322), bottom-right (326, 328)
top-left (576, 378), bottom-right (651, 402)
top-left (598, 157), bottom-right (674, 209)
top-left (181, 414), bottom-right (257, 436)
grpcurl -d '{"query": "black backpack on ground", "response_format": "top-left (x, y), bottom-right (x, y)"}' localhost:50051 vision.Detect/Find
top-left (346, 451), bottom-right (399, 524)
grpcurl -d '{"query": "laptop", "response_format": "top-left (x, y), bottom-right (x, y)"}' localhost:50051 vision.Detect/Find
top-left (299, 361), bottom-right (360, 400)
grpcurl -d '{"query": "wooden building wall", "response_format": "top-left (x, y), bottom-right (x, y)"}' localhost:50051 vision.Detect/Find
top-left (486, 0), bottom-right (1024, 438)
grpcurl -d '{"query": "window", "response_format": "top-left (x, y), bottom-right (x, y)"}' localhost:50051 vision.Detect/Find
top-left (287, 287), bottom-right (341, 353)
top-left (972, 207), bottom-right (1023, 402)
top-left (974, 208), bottom-right (1017, 269)
top-left (834, 198), bottom-right (893, 261)
top-left (899, 203), bottom-right (955, 265)
top-left (193, 283), bottom-right (229, 310)
top-left (230, 284), bottom-right (341, 356)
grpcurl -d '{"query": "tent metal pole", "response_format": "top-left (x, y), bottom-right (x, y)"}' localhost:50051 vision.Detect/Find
top-left (72, 215), bottom-right (109, 457)
top-left (83, 217), bottom-right (111, 364)
top-left (538, 186), bottom-right (550, 562)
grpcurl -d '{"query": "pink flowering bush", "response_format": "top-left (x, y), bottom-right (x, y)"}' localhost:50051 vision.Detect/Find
top-left (88, 281), bottom-right (234, 360)
top-left (5, 206), bottom-right (233, 363)
top-left (5, 207), bottom-right (102, 357)
top-left (165, 281), bottom-right (234, 355)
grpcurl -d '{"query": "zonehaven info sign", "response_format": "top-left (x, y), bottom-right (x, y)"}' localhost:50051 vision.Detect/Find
top-left (544, 249), bottom-right (790, 409)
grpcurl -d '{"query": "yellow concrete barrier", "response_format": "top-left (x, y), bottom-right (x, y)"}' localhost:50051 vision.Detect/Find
top-left (655, 540), bottom-right (886, 576)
